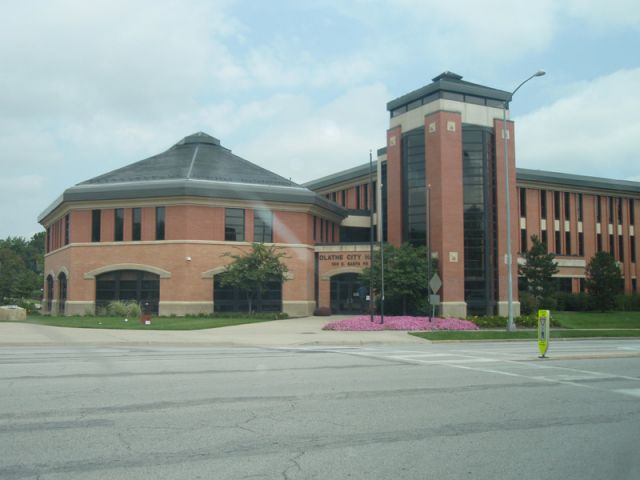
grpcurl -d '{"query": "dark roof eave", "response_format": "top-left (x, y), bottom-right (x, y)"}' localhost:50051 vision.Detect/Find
top-left (303, 161), bottom-right (377, 191)
top-left (38, 180), bottom-right (347, 224)
top-left (387, 78), bottom-right (511, 111)
top-left (516, 168), bottom-right (640, 194)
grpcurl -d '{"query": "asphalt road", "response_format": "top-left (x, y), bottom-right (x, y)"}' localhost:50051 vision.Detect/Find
top-left (1, 340), bottom-right (639, 479)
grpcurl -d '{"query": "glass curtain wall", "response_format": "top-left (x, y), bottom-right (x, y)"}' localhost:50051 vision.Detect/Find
top-left (462, 126), bottom-right (497, 316)
top-left (401, 128), bottom-right (427, 246)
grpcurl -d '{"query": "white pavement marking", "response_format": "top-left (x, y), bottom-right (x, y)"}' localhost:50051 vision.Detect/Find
top-left (299, 345), bottom-right (640, 400)
top-left (615, 388), bottom-right (640, 397)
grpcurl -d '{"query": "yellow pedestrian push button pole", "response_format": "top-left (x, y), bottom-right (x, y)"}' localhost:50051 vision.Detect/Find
top-left (537, 309), bottom-right (550, 358)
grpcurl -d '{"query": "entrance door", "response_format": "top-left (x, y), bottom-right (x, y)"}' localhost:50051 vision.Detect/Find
top-left (330, 273), bottom-right (364, 314)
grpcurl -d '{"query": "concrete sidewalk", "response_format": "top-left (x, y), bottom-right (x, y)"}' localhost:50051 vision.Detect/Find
top-left (0, 316), bottom-right (426, 347)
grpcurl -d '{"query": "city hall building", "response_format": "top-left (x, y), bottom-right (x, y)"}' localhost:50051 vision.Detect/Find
top-left (39, 72), bottom-right (640, 317)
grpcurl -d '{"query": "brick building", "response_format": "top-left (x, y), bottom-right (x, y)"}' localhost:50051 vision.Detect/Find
top-left (40, 73), bottom-right (640, 317)
top-left (39, 132), bottom-right (348, 316)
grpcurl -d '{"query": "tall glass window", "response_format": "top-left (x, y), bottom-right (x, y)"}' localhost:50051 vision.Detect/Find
top-left (540, 190), bottom-right (547, 218)
top-left (402, 128), bottom-right (426, 246)
top-left (462, 126), bottom-right (496, 316)
top-left (596, 196), bottom-right (602, 222)
top-left (363, 183), bottom-right (369, 210)
top-left (64, 214), bottom-right (70, 245)
top-left (578, 232), bottom-right (584, 256)
top-left (91, 209), bottom-right (101, 242)
top-left (577, 194), bottom-right (583, 221)
top-left (618, 198), bottom-right (623, 224)
top-left (564, 192), bottom-right (571, 219)
top-left (132, 208), bottom-right (141, 241)
top-left (519, 188), bottom-right (526, 217)
top-left (554, 191), bottom-right (561, 220)
top-left (254, 210), bottom-right (273, 243)
top-left (630, 199), bottom-right (635, 225)
top-left (356, 185), bottom-right (361, 210)
top-left (520, 229), bottom-right (527, 252)
top-left (114, 208), bottom-right (124, 241)
top-left (155, 207), bottom-right (165, 240)
top-left (225, 208), bottom-right (245, 241)
top-left (609, 197), bottom-right (614, 223)
top-left (609, 234), bottom-right (615, 256)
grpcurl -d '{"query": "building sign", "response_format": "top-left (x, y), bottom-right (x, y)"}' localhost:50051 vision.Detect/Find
top-left (318, 253), bottom-right (371, 268)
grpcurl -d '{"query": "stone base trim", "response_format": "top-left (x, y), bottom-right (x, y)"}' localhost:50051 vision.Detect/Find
top-left (283, 301), bottom-right (315, 317)
top-left (159, 302), bottom-right (212, 316)
top-left (496, 301), bottom-right (521, 318)
top-left (440, 302), bottom-right (467, 319)
top-left (64, 301), bottom-right (95, 316)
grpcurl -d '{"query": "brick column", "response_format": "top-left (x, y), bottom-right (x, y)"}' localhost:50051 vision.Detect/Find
top-left (425, 111), bottom-right (466, 318)
top-left (386, 126), bottom-right (402, 246)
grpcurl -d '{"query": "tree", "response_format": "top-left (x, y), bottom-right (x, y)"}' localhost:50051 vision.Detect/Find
top-left (0, 247), bottom-right (40, 301)
top-left (220, 243), bottom-right (289, 313)
top-left (518, 234), bottom-right (559, 309)
top-left (585, 251), bottom-right (623, 312)
top-left (360, 243), bottom-right (433, 315)
top-left (0, 233), bottom-right (45, 302)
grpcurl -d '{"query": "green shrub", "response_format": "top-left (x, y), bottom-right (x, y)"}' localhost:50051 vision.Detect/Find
top-left (615, 294), bottom-right (640, 311)
top-left (107, 301), bottom-right (141, 318)
top-left (16, 299), bottom-right (39, 314)
top-left (467, 314), bottom-right (558, 328)
top-left (519, 291), bottom-right (538, 316)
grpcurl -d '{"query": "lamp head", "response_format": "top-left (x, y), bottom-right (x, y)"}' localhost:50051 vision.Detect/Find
top-left (534, 70), bottom-right (546, 77)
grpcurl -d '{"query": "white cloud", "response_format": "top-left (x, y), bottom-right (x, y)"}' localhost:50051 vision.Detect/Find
top-left (383, 0), bottom-right (558, 63)
top-left (516, 68), bottom-right (640, 181)
top-left (237, 83), bottom-right (390, 183)
top-left (563, 0), bottom-right (640, 29)
top-left (0, 0), bottom-right (246, 124)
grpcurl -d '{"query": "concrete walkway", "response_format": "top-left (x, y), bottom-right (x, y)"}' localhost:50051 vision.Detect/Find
top-left (0, 316), bottom-right (426, 347)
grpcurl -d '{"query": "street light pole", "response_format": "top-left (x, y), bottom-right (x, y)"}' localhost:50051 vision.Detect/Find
top-left (504, 70), bottom-right (546, 332)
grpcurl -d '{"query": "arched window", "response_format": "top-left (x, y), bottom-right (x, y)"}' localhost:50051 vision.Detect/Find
top-left (213, 273), bottom-right (282, 313)
top-left (96, 270), bottom-right (160, 313)
top-left (58, 272), bottom-right (67, 315)
top-left (46, 275), bottom-right (54, 313)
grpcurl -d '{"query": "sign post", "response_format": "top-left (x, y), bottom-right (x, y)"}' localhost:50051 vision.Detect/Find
top-left (428, 273), bottom-right (442, 319)
top-left (537, 309), bottom-right (550, 358)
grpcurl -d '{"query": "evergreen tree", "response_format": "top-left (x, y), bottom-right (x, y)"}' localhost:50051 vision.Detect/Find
top-left (585, 251), bottom-right (622, 312)
top-left (220, 243), bottom-right (289, 313)
top-left (518, 234), bottom-right (559, 309)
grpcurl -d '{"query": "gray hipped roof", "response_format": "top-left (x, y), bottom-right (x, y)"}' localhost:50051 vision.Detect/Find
top-left (38, 132), bottom-right (347, 222)
top-left (80, 132), bottom-right (296, 187)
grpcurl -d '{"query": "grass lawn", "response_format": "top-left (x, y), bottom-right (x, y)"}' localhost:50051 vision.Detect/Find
top-left (3, 315), bottom-right (279, 331)
top-left (411, 311), bottom-right (640, 341)
top-left (553, 311), bottom-right (640, 329)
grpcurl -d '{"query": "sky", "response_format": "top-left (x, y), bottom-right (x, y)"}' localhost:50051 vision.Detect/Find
top-left (1, 0), bottom-right (639, 239)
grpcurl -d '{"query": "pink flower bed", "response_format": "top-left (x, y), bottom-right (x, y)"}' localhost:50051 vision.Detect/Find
top-left (323, 315), bottom-right (479, 331)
